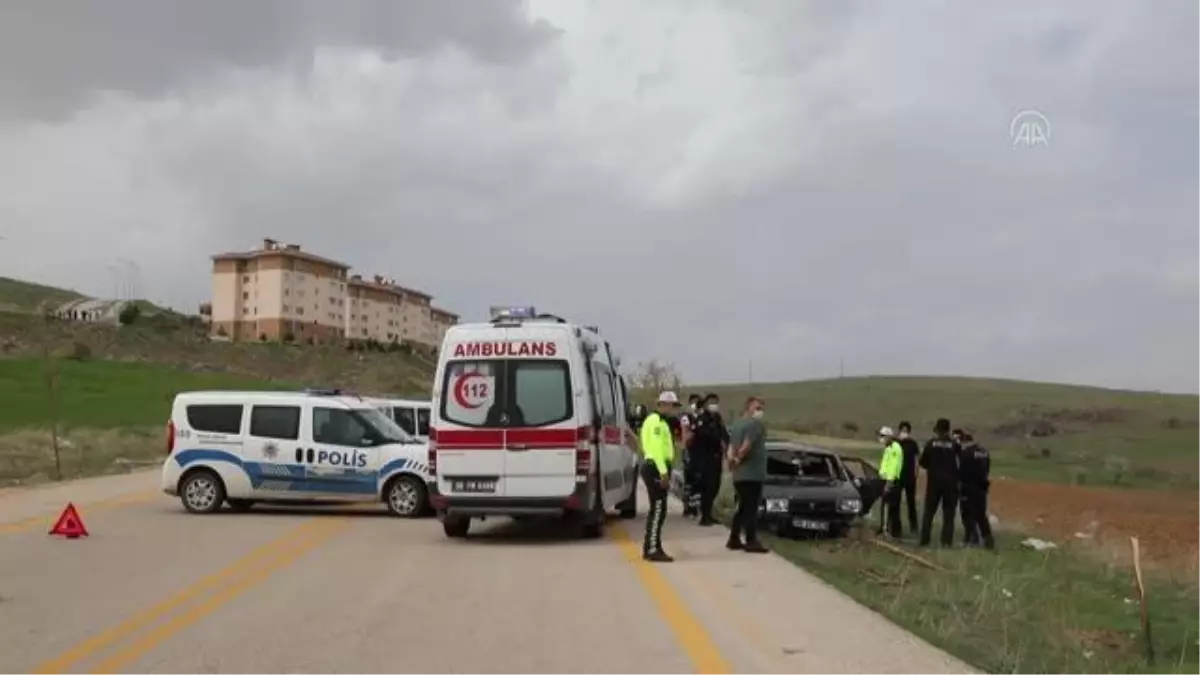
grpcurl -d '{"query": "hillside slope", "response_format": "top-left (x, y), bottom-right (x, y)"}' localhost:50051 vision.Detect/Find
top-left (0, 276), bottom-right (84, 313)
top-left (691, 376), bottom-right (1198, 489)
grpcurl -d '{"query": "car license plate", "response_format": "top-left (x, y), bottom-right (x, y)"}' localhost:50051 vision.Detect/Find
top-left (451, 479), bottom-right (497, 493)
top-left (793, 518), bottom-right (830, 531)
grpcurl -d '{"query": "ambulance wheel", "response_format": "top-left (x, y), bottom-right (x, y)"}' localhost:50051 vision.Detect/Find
top-left (443, 516), bottom-right (470, 538)
top-left (385, 475), bottom-right (428, 518)
top-left (617, 481), bottom-right (637, 519)
top-left (581, 486), bottom-right (605, 539)
top-left (179, 469), bottom-right (225, 514)
top-left (227, 499), bottom-right (255, 513)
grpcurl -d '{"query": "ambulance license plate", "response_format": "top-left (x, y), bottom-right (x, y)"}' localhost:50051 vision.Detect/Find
top-left (452, 478), bottom-right (497, 493)
top-left (793, 518), bottom-right (829, 531)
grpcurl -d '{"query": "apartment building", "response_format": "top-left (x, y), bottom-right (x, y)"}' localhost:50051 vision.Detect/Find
top-left (210, 239), bottom-right (350, 343)
top-left (430, 306), bottom-right (459, 346)
top-left (209, 238), bottom-right (455, 347)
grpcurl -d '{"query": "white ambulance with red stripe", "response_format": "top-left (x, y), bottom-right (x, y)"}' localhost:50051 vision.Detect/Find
top-left (428, 306), bottom-right (641, 539)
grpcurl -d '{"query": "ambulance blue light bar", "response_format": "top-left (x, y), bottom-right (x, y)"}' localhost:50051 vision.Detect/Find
top-left (489, 305), bottom-right (537, 321)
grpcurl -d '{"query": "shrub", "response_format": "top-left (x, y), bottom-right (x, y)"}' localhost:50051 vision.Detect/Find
top-left (118, 303), bottom-right (141, 325)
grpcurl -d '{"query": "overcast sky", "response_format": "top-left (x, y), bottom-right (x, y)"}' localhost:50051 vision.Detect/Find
top-left (0, 0), bottom-right (1195, 393)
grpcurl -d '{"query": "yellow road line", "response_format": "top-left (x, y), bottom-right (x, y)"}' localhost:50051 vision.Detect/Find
top-left (610, 523), bottom-right (733, 674)
top-left (0, 490), bottom-right (159, 535)
top-left (30, 518), bottom-right (342, 674)
top-left (89, 519), bottom-right (350, 674)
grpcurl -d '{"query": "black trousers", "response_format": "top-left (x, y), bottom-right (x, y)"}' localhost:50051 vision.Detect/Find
top-left (641, 463), bottom-right (670, 555)
top-left (729, 480), bottom-right (764, 545)
top-left (882, 482), bottom-right (903, 537)
top-left (682, 451), bottom-right (701, 514)
top-left (695, 457), bottom-right (722, 520)
top-left (960, 483), bottom-right (994, 547)
top-left (919, 480), bottom-right (958, 546)
top-left (901, 478), bottom-right (919, 532)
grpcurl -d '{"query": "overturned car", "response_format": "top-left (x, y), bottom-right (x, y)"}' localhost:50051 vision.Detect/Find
top-left (757, 440), bottom-right (882, 538)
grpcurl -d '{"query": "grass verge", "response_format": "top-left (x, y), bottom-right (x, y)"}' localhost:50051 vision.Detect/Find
top-left (713, 482), bottom-right (1199, 673)
top-left (0, 427), bottom-right (163, 487)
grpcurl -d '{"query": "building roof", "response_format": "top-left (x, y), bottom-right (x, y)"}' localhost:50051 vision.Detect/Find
top-left (212, 239), bottom-right (350, 270)
top-left (431, 307), bottom-right (459, 321)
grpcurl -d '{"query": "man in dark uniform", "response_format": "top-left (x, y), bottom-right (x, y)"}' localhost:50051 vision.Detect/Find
top-left (958, 433), bottom-right (995, 549)
top-left (690, 392), bottom-right (730, 526)
top-left (918, 417), bottom-right (961, 547)
top-left (895, 421), bottom-right (921, 535)
top-left (679, 394), bottom-right (702, 517)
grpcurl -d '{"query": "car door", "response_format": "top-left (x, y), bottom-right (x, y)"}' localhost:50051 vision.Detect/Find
top-left (244, 403), bottom-right (307, 497)
top-left (839, 455), bottom-right (880, 514)
top-left (590, 360), bottom-right (626, 509)
top-left (306, 405), bottom-right (379, 498)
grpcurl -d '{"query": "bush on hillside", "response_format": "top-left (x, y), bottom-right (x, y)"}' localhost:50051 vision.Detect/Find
top-left (118, 303), bottom-right (140, 325)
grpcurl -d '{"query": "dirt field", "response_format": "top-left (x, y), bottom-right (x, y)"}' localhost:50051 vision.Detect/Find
top-left (989, 479), bottom-right (1199, 575)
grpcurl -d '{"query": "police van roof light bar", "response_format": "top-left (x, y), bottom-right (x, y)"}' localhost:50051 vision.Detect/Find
top-left (303, 387), bottom-right (362, 399)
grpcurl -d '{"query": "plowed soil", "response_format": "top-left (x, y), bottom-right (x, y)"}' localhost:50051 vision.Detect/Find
top-left (989, 479), bottom-right (1199, 574)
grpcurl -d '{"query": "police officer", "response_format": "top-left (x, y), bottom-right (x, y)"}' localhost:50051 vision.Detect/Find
top-left (958, 433), bottom-right (995, 549)
top-left (679, 394), bottom-right (703, 517)
top-left (690, 392), bottom-right (730, 526)
top-left (875, 426), bottom-right (904, 538)
top-left (918, 418), bottom-right (961, 547)
top-left (630, 403), bottom-right (648, 433)
top-left (640, 390), bottom-right (681, 562)
top-left (895, 421), bottom-right (921, 535)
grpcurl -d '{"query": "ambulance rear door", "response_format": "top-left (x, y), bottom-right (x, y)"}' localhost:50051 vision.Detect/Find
top-left (435, 327), bottom-right (509, 499)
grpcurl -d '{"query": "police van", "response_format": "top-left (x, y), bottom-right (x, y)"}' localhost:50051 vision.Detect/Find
top-left (428, 306), bottom-right (641, 539)
top-left (366, 397), bottom-right (432, 441)
top-left (161, 389), bottom-right (433, 517)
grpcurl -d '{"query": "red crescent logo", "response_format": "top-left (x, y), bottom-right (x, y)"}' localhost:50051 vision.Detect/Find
top-left (453, 372), bottom-right (487, 409)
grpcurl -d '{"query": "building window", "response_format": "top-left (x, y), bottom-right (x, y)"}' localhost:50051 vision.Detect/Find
top-left (242, 275), bottom-right (250, 283)
top-left (242, 307), bottom-right (248, 315)
top-left (242, 291), bottom-right (249, 300)
top-left (283, 304), bottom-right (290, 313)
top-left (284, 289), bottom-right (289, 296)
top-left (297, 307), bottom-right (305, 316)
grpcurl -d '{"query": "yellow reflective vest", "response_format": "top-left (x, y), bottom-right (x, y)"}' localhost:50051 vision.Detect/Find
top-left (640, 411), bottom-right (674, 476)
top-left (878, 440), bottom-right (903, 481)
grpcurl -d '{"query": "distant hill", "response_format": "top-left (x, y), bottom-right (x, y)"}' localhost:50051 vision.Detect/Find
top-left (681, 376), bottom-right (1199, 489)
top-left (0, 276), bottom-right (85, 314)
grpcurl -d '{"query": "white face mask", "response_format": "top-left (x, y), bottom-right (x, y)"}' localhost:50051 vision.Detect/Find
top-left (751, 409), bottom-right (764, 419)
top-left (898, 431), bottom-right (910, 439)
top-left (706, 403), bottom-right (719, 413)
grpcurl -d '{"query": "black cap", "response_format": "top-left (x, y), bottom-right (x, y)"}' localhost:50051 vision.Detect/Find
top-left (703, 392), bottom-right (719, 402)
top-left (898, 420), bottom-right (912, 432)
top-left (934, 418), bottom-right (951, 433)
top-left (688, 393), bottom-right (701, 403)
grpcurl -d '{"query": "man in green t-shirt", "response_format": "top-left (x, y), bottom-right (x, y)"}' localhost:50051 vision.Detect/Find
top-left (726, 396), bottom-right (769, 553)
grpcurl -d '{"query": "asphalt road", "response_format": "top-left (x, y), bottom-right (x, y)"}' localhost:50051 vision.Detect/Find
top-left (1, 471), bottom-right (973, 674)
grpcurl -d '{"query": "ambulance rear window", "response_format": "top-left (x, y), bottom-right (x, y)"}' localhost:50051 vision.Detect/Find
top-left (440, 359), bottom-right (572, 428)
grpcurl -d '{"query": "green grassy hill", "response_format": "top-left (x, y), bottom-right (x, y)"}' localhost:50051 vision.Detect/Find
top-left (673, 376), bottom-right (1199, 490)
top-left (0, 276), bottom-right (85, 313)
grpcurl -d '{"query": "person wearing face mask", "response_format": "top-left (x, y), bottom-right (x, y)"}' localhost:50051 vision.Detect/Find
top-left (690, 392), bottom-right (730, 526)
top-left (875, 426), bottom-right (904, 539)
top-left (640, 390), bottom-right (683, 562)
top-left (679, 394), bottom-right (703, 517)
top-left (895, 421), bottom-right (921, 535)
top-left (958, 433), bottom-right (995, 549)
top-left (726, 397), bottom-right (769, 554)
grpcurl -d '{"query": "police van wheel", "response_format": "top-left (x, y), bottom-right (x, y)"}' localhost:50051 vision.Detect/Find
top-left (443, 516), bottom-right (470, 538)
top-left (179, 470), bottom-right (225, 514)
top-left (385, 475), bottom-right (427, 518)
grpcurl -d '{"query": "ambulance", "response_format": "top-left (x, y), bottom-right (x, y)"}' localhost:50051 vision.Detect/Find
top-left (161, 389), bottom-right (433, 518)
top-left (428, 306), bottom-right (641, 539)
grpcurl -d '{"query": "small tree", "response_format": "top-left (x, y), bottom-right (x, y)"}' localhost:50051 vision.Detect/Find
top-left (118, 303), bottom-right (141, 325)
top-left (629, 359), bottom-right (684, 392)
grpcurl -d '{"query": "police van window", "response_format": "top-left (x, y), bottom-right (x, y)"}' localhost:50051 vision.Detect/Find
top-left (593, 363), bottom-right (618, 425)
top-left (249, 405), bottom-right (300, 440)
top-left (313, 407), bottom-right (370, 447)
top-left (416, 408), bottom-right (431, 436)
top-left (441, 360), bottom-right (572, 428)
top-left (186, 404), bottom-right (243, 434)
top-left (392, 407), bottom-right (417, 435)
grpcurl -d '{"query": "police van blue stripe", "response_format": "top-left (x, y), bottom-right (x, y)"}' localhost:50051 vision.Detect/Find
top-left (173, 449), bottom-right (426, 496)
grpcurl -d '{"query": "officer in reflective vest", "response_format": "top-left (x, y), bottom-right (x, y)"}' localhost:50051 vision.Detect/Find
top-left (876, 426), bottom-right (904, 539)
top-left (640, 390), bottom-right (681, 562)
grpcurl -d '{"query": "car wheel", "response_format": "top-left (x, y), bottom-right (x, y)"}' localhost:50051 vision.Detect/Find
top-left (180, 470), bottom-right (225, 514)
top-left (385, 475), bottom-right (427, 518)
top-left (443, 516), bottom-right (470, 538)
top-left (227, 499), bottom-right (255, 513)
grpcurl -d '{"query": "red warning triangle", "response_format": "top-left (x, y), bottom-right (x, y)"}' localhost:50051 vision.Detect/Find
top-left (48, 502), bottom-right (89, 539)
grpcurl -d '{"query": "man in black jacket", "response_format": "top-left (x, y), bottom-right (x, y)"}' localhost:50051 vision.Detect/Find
top-left (690, 392), bottom-right (730, 526)
top-left (958, 433), bottom-right (995, 549)
top-left (679, 394), bottom-right (702, 517)
top-left (895, 420), bottom-right (921, 536)
top-left (918, 418), bottom-right (960, 547)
